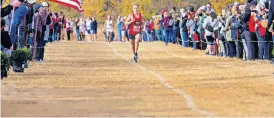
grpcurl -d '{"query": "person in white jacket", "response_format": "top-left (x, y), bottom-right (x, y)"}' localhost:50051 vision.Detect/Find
top-left (202, 11), bottom-right (214, 55)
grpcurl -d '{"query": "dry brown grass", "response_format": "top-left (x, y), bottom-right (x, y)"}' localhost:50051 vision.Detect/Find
top-left (1, 38), bottom-right (274, 117)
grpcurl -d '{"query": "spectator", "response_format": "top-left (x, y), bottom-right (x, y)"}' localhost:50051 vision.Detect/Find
top-left (186, 13), bottom-right (196, 49)
top-left (1, 0), bottom-right (24, 18)
top-left (180, 12), bottom-right (188, 47)
top-left (162, 11), bottom-right (172, 45)
top-left (85, 17), bottom-right (92, 42)
top-left (1, 19), bottom-right (12, 56)
top-left (203, 10), bottom-right (214, 55)
top-left (66, 17), bottom-right (71, 41)
top-left (90, 17), bottom-right (98, 42)
top-left (75, 17), bottom-right (80, 41)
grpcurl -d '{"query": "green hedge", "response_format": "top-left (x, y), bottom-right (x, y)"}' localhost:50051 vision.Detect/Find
top-left (22, 47), bottom-right (32, 60)
top-left (1, 53), bottom-right (10, 68)
top-left (11, 48), bottom-right (29, 63)
top-left (272, 48), bottom-right (274, 57)
top-left (1, 52), bottom-right (10, 75)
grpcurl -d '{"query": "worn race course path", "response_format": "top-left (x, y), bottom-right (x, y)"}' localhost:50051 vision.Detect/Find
top-left (2, 40), bottom-right (274, 117)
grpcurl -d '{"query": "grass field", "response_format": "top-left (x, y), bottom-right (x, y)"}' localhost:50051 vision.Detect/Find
top-left (1, 38), bottom-right (274, 117)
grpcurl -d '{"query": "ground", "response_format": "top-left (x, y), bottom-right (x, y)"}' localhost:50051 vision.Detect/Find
top-left (1, 38), bottom-right (274, 117)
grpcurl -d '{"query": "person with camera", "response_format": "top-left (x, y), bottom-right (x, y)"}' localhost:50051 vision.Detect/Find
top-left (242, 0), bottom-right (258, 61)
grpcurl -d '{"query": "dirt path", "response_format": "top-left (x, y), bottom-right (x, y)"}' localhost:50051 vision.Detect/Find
top-left (2, 40), bottom-right (274, 117)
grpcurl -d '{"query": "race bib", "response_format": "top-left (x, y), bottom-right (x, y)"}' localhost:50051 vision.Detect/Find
top-left (133, 21), bottom-right (141, 32)
top-left (133, 26), bottom-right (141, 32)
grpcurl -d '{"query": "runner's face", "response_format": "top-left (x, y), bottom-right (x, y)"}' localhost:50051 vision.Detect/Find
top-left (133, 5), bottom-right (138, 13)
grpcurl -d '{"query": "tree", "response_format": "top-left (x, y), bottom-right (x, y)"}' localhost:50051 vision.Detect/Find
top-left (210, 0), bottom-right (245, 14)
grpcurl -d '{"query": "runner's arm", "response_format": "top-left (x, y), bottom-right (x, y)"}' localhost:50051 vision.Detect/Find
top-left (125, 14), bottom-right (133, 26)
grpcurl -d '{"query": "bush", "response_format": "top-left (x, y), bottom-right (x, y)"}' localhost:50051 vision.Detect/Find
top-left (11, 48), bottom-right (28, 63)
top-left (272, 48), bottom-right (274, 57)
top-left (1, 53), bottom-right (10, 78)
top-left (22, 47), bottom-right (31, 60)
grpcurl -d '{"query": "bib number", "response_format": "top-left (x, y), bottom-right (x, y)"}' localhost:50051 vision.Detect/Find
top-left (133, 25), bottom-right (141, 32)
top-left (133, 21), bottom-right (141, 32)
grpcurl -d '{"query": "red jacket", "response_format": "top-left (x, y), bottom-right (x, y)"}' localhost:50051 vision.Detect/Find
top-left (258, 25), bottom-right (266, 37)
top-left (50, 17), bottom-right (60, 29)
top-left (248, 16), bottom-right (256, 33)
top-left (149, 21), bottom-right (154, 31)
top-left (256, 20), bottom-right (266, 37)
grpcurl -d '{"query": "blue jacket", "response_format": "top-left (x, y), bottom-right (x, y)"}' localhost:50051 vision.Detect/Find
top-left (12, 4), bottom-right (29, 26)
top-left (230, 16), bottom-right (241, 40)
top-left (117, 21), bottom-right (123, 30)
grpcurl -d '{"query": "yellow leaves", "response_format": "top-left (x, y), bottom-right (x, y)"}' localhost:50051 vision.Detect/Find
top-left (210, 0), bottom-right (245, 15)
top-left (81, 0), bottom-right (155, 21)
top-left (82, 0), bottom-right (109, 21)
top-left (41, 0), bottom-right (202, 21)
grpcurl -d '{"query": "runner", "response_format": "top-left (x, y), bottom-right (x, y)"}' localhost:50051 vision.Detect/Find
top-left (125, 4), bottom-right (144, 63)
top-left (104, 15), bottom-right (114, 43)
top-left (85, 17), bottom-right (92, 42)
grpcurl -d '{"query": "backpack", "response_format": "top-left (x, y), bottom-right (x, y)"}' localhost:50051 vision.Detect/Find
top-left (206, 22), bottom-right (214, 32)
top-left (206, 18), bottom-right (219, 32)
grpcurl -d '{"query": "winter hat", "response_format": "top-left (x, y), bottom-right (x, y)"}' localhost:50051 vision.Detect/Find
top-left (27, 0), bottom-right (36, 4)
top-left (42, 1), bottom-right (48, 7)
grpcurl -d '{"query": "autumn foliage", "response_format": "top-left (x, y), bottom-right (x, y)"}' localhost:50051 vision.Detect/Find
top-left (210, 0), bottom-right (245, 14)
top-left (3, 0), bottom-right (247, 21)
top-left (81, 0), bottom-right (195, 21)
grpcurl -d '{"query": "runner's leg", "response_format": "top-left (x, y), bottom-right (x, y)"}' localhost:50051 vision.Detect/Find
top-left (135, 33), bottom-right (141, 54)
top-left (131, 38), bottom-right (136, 54)
top-left (135, 33), bottom-right (141, 61)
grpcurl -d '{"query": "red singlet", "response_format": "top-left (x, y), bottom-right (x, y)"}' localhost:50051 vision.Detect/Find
top-left (129, 13), bottom-right (142, 35)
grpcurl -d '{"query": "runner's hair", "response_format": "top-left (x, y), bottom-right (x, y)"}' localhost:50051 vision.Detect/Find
top-left (133, 4), bottom-right (138, 7)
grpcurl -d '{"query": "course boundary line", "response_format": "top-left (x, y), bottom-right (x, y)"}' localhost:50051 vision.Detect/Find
top-left (105, 43), bottom-right (214, 117)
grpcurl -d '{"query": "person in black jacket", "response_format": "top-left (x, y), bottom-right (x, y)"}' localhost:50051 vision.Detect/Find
top-left (241, 0), bottom-right (257, 60)
top-left (180, 15), bottom-right (188, 47)
top-left (1, 0), bottom-right (24, 18)
top-left (1, 4), bottom-right (13, 18)
top-left (267, 0), bottom-right (274, 64)
top-left (1, 19), bottom-right (12, 52)
top-left (90, 17), bottom-right (98, 42)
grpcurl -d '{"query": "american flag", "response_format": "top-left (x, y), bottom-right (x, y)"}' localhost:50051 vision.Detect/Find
top-left (49, 0), bottom-right (84, 12)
